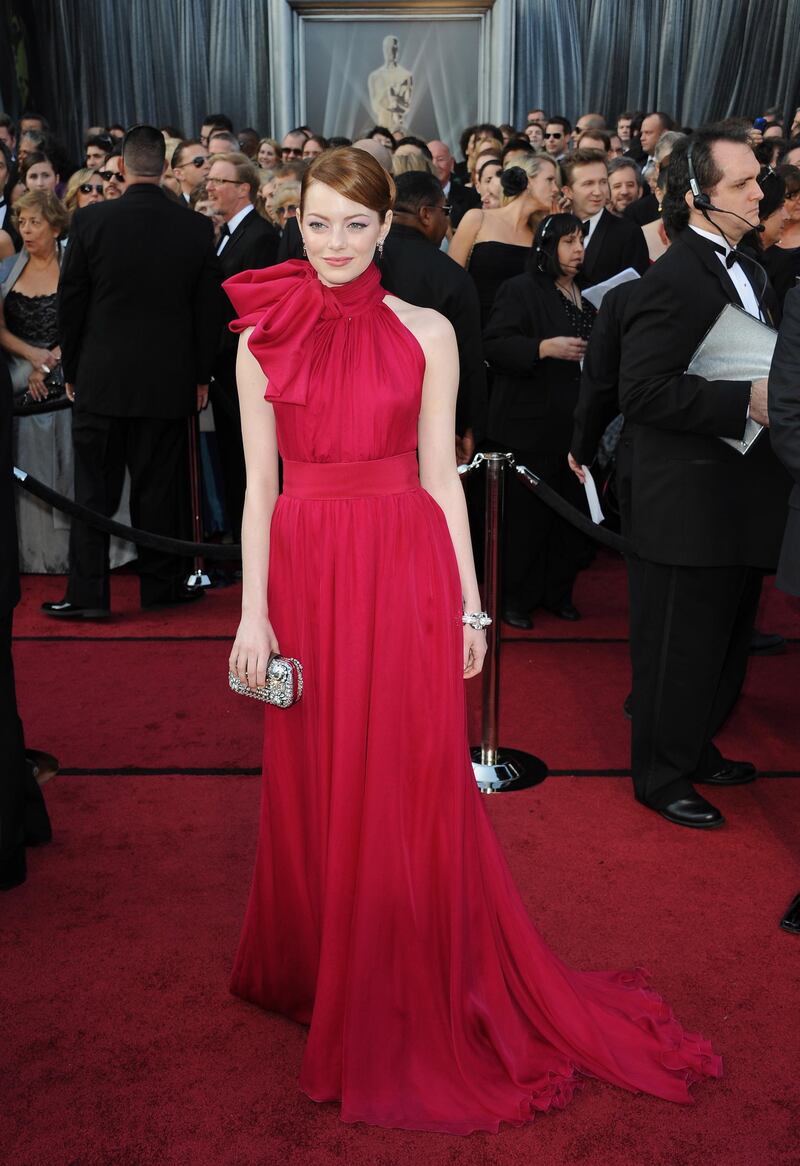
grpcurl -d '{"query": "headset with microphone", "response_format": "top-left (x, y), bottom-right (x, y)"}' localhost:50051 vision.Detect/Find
top-left (534, 214), bottom-right (554, 272)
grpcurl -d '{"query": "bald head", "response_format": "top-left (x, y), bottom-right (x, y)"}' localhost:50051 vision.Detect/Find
top-left (352, 138), bottom-right (393, 171)
top-left (427, 140), bottom-right (454, 184)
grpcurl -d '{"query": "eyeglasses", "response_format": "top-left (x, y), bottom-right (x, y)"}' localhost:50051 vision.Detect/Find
top-left (79, 183), bottom-right (104, 195)
top-left (205, 176), bottom-right (245, 187)
top-left (99, 170), bottom-right (125, 183)
top-left (275, 204), bottom-right (298, 217)
top-left (180, 155), bottom-right (207, 169)
top-left (544, 132), bottom-right (563, 139)
top-left (282, 147), bottom-right (303, 158)
top-left (437, 204), bottom-right (452, 216)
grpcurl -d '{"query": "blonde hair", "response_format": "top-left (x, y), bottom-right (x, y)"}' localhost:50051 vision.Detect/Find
top-left (64, 167), bottom-right (102, 213)
top-left (11, 188), bottom-right (69, 236)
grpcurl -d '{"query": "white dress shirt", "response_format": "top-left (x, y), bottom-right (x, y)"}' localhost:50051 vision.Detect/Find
top-left (689, 224), bottom-right (762, 319)
top-left (583, 208), bottom-right (604, 247)
top-left (217, 203), bottom-right (254, 256)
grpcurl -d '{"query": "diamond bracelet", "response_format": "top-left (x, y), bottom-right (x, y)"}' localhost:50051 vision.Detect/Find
top-left (462, 611), bottom-right (492, 631)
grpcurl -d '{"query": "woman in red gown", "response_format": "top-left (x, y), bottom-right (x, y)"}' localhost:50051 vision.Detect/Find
top-left (224, 147), bottom-right (721, 1135)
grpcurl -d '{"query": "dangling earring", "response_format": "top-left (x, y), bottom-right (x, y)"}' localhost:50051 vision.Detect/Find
top-left (377, 237), bottom-right (384, 258)
top-left (301, 237), bottom-right (307, 257)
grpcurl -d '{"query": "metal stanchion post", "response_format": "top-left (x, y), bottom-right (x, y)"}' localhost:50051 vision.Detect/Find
top-left (185, 413), bottom-right (211, 590)
top-left (461, 452), bottom-right (547, 793)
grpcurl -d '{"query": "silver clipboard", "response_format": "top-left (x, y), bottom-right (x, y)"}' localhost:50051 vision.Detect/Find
top-left (686, 303), bottom-right (776, 454)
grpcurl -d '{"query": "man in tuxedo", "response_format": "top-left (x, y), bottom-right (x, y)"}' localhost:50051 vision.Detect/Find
top-left (45, 124), bottom-right (222, 618)
top-left (618, 126), bottom-right (790, 828)
top-left (208, 152), bottom-right (279, 540)
top-left (561, 149), bottom-right (649, 287)
top-left (0, 353), bottom-right (52, 888)
top-left (171, 140), bottom-right (210, 203)
top-left (607, 159), bottom-right (642, 215)
top-left (427, 139), bottom-right (479, 229)
top-left (380, 171), bottom-right (487, 456)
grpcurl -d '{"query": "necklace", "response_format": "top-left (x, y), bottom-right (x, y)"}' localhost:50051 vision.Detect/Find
top-left (556, 279), bottom-right (580, 309)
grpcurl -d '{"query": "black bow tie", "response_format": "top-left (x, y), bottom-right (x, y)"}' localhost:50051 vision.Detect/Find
top-left (707, 238), bottom-right (739, 269)
top-left (218, 223), bottom-right (230, 238)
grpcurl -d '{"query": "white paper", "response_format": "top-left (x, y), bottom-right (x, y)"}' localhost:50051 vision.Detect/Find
top-left (582, 267), bottom-right (641, 310)
top-left (582, 466), bottom-right (605, 524)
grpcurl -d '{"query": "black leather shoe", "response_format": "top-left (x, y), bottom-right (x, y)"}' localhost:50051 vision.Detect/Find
top-left (545, 602), bottom-right (581, 621)
top-left (41, 600), bottom-right (110, 619)
top-left (502, 609), bottom-right (533, 630)
top-left (749, 630), bottom-right (786, 656)
top-left (142, 588), bottom-right (205, 611)
top-left (695, 760), bottom-right (757, 786)
top-left (654, 794), bottom-right (725, 829)
top-left (780, 893), bottom-right (800, 934)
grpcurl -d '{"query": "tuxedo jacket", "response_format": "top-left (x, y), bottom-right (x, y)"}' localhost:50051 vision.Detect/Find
top-left (619, 227), bottom-right (789, 568)
top-left (447, 179), bottom-right (480, 230)
top-left (571, 280), bottom-right (637, 464)
top-left (483, 270), bottom-right (585, 458)
top-left (216, 207), bottom-right (280, 373)
top-left (380, 224), bottom-right (487, 441)
top-left (579, 208), bottom-right (649, 288)
top-left (768, 285), bottom-right (800, 592)
top-left (58, 184), bottom-right (223, 418)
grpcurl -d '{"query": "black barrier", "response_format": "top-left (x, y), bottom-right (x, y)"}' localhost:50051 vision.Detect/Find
top-left (13, 397), bottom-right (72, 417)
top-left (13, 467), bottom-right (242, 560)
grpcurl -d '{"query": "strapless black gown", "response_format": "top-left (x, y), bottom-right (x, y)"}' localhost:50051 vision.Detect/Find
top-left (468, 241), bottom-right (530, 328)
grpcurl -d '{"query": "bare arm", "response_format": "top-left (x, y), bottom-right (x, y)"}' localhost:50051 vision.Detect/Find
top-left (447, 208), bottom-right (483, 269)
top-left (416, 310), bottom-right (486, 678)
top-left (228, 329), bottom-right (281, 688)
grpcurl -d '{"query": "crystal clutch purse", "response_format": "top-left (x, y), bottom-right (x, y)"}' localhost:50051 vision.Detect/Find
top-left (228, 655), bottom-right (303, 707)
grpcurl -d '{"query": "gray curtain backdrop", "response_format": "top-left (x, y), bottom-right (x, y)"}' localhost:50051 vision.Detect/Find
top-left (25, 0), bottom-right (271, 154)
top-left (7, 0), bottom-right (800, 158)
top-left (514, 0), bottom-right (800, 128)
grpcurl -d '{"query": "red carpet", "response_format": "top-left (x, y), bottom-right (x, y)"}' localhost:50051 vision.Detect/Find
top-left (5, 555), bottom-right (800, 1165)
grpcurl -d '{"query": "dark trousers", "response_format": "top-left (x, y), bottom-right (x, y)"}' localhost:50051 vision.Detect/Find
top-left (0, 609), bottom-right (50, 877)
top-left (66, 410), bottom-right (190, 609)
top-left (502, 456), bottom-right (590, 613)
top-left (627, 557), bottom-right (762, 808)
top-left (210, 370), bottom-right (246, 541)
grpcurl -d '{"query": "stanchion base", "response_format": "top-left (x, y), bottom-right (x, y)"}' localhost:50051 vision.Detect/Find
top-left (470, 746), bottom-right (547, 794)
top-left (185, 569), bottom-right (212, 590)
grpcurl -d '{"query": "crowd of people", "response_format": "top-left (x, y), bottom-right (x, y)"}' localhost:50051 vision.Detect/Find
top-left (2, 101), bottom-right (800, 858)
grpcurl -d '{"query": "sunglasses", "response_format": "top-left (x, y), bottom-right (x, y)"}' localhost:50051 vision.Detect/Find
top-left (99, 170), bottom-right (125, 183)
top-left (79, 183), bottom-right (104, 195)
top-left (276, 204), bottom-right (298, 216)
top-left (282, 147), bottom-right (303, 158)
top-left (180, 155), bottom-right (207, 169)
top-left (544, 132), bottom-right (564, 139)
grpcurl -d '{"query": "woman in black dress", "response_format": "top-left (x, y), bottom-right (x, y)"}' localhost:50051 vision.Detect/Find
top-left (483, 213), bottom-right (595, 628)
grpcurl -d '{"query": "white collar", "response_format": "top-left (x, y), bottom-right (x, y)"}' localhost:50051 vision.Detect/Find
top-left (689, 223), bottom-right (733, 256)
top-left (225, 203), bottom-right (254, 235)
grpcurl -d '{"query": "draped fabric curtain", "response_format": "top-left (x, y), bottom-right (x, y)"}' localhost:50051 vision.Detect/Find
top-left (24, 0), bottom-right (271, 155)
top-left (514, 0), bottom-right (800, 129)
top-left (7, 0), bottom-right (800, 158)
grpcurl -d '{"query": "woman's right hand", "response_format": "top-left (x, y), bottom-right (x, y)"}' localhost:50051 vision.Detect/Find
top-left (540, 336), bottom-right (587, 361)
top-left (25, 345), bottom-right (52, 369)
top-left (229, 614), bottom-right (280, 689)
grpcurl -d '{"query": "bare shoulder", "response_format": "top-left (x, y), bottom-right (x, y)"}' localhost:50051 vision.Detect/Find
top-left (458, 207), bottom-right (483, 231)
top-left (382, 295), bottom-right (456, 354)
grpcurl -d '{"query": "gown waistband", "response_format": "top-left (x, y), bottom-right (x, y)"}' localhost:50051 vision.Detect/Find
top-left (282, 451), bottom-right (420, 500)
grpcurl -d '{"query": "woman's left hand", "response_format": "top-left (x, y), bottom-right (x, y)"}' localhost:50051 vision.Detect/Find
top-left (463, 626), bottom-right (487, 678)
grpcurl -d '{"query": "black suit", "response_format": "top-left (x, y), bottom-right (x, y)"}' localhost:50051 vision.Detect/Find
top-left (483, 271), bottom-right (591, 612)
top-left (623, 192), bottom-right (660, 227)
top-left (446, 178), bottom-right (480, 230)
top-left (213, 206), bottom-right (279, 538)
top-left (58, 183), bottom-right (223, 608)
top-left (0, 353), bottom-right (50, 887)
top-left (580, 209), bottom-right (649, 289)
top-left (571, 280), bottom-right (639, 536)
top-left (768, 286), bottom-right (800, 594)
top-left (619, 228), bottom-right (790, 807)
top-left (380, 223), bottom-right (487, 442)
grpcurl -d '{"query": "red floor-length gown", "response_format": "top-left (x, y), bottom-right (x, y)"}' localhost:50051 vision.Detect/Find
top-left (224, 259), bottom-right (721, 1134)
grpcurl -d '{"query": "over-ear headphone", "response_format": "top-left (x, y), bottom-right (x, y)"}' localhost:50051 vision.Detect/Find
top-left (534, 214), bottom-right (553, 271)
top-left (686, 141), bottom-right (711, 209)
